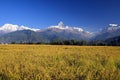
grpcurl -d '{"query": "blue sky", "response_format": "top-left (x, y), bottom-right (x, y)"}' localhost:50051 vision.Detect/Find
top-left (0, 0), bottom-right (120, 32)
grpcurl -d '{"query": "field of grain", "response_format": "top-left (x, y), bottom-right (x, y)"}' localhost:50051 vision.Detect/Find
top-left (0, 45), bottom-right (120, 80)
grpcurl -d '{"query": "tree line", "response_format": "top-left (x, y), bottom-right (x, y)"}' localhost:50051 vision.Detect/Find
top-left (51, 39), bottom-right (120, 46)
top-left (51, 39), bottom-right (87, 45)
top-left (6, 39), bottom-right (120, 46)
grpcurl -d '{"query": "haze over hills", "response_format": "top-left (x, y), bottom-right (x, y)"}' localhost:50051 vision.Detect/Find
top-left (0, 22), bottom-right (120, 43)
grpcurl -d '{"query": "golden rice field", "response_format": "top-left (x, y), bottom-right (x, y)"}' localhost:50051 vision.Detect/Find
top-left (0, 45), bottom-right (120, 80)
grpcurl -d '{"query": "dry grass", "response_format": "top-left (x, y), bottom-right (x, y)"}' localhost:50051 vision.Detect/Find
top-left (0, 45), bottom-right (120, 80)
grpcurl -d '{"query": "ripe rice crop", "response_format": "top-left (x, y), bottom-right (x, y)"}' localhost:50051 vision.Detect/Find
top-left (0, 45), bottom-right (120, 80)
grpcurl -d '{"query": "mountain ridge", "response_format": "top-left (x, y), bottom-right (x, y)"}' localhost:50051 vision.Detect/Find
top-left (0, 22), bottom-right (120, 43)
top-left (93, 23), bottom-right (120, 40)
top-left (0, 23), bottom-right (40, 34)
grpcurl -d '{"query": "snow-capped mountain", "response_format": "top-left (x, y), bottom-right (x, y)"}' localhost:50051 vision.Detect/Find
top-left (0, 22), bottom-right (94, 43)
top-left (93, 24), bottom-right (120, 40)
top-left (48, 21), bottom-right (84, 32)
top-left (0, 22), bottom-right (120, 43)
top-left (47, 21), bottom-right (93, 36)
top-left (37, 22), bottom-right (94, 42)
top-left (103, 24), bottom-right (120, 32)
top-left (0, 23), bottom-right (40, 34)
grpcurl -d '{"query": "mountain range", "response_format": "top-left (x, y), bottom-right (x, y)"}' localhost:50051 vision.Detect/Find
top-left (0, 22), bottom-right (120, 44)
top-left (93, 24), bottom-right (120, 40)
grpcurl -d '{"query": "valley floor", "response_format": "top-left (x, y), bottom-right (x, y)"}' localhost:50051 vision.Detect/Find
top-left (0, 45), bottom-right (120, 80)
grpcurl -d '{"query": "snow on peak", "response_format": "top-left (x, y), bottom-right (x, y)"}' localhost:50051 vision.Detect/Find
top-left (48, 21), bottom-right (66, 29)
top-left (58, 21), bottom-right (64, 28)
top-left (107, 24), bottom-right (120, 31)
top-left (0, 23), bottom-right (40, 33)
top-left (73, 27), bottom-right (83, 32)
top-left (109, 24), bottom-right (118, 27)
top-left (1, 24), bottom-right (19, 31)
top-left (48, 21), bottom-right (84, 32)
